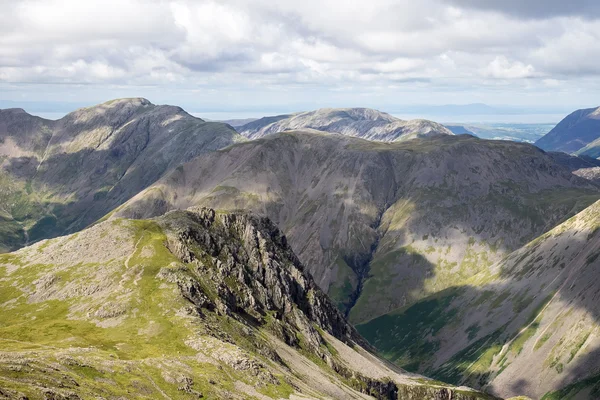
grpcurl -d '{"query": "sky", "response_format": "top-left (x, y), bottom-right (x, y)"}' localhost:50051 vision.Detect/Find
top-left (1, 0), bottom-right (600, 121)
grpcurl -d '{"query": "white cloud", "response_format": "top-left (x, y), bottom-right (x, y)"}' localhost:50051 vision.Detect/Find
top-left (484, 56), bottom-right (536, 79)
top-left (0, 0), bottom-right (599, 109)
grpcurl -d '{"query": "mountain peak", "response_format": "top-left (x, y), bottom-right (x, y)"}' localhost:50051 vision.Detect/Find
top-left (311, 107), bottom-right (397, 121)
top-left (0, 107), bottom-right (41, 120)
top-left (0, 107), bottom-right (28, 114)
top-left (59, 97), bottom-right (155, 123)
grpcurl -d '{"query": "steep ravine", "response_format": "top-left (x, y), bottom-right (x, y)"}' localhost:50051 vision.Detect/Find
top-left (343, 206), bottom-right (387, 318)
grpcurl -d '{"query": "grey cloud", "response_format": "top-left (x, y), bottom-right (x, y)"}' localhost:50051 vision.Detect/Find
top-left (446, 0), bottom-right (600, 19)
top-left (173, 52), bottom-right (255, 73)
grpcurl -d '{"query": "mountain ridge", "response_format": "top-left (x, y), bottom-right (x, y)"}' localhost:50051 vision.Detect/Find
top-left (3, 98), bottom-right (600, 399)
top-left (114, 131), bottom-right (600, 324)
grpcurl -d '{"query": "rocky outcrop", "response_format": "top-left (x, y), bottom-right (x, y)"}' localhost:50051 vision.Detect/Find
top-left (573, 166), bottom-right (600, 183)
top-left (156, 207), bottom-right (498, 400)
top-left (237, 107), bottom-right (453, 141)
top-left (158, 207), bottom-right (361, 347)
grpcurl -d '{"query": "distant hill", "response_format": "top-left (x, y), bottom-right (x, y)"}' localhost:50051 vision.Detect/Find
top-left (445, 125), bottom-right (476, 135)
top-left (218, 117), bottom-right (259, 128)
top-left (536, 107), bottom-right (600, 153)
top-left (446, 123), bottom-right (552, 143)
top-left (237, 108), bottom-right (453, 141)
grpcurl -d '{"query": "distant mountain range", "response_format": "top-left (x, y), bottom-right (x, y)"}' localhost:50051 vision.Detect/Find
top-left (225, 109), bottom-right (556, 145)
top-left (445, 123), bottom-right (554, 143)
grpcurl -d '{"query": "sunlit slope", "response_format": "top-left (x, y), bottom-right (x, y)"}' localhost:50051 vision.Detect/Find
top-left (237, 107), bottom-right (453, 141)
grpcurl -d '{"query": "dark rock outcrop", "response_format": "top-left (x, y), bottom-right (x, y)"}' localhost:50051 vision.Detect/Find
top-left (159, 207), bottom-right (361, 347)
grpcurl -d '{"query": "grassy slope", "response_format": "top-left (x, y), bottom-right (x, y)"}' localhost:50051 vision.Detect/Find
top-left (349, 185), bottom-right (600, 324)
top-left (0, 220), bottom-right (291, 399)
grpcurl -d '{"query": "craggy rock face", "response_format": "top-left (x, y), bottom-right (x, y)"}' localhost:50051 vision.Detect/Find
top-left (0, 207), bottom-right (496, 400)
top-left (237, 107), bottom-right (454, 141)
top-left (158, 207), bottom-right (361, 347)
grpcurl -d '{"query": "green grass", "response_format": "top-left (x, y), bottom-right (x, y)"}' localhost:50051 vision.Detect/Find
top-left (535, 332), bottom-right (552, 351)
top-left (0, 219), bottom-right (303, 398)
top-left (542, 373), bottom-right (600, 400)
top-left (356, 287), bottom-right (463, 371)
top-left (327, 255), bottom-right (357, 311)
top-left (508, 322), bottom-right (539, 356)
top-left (258, 376), bottom-right (295, 399)
top-left (434, 326), bottom-right (506, 386)
top-left (0, 220), bottom-right (195, 355)
top-left (567, 332), bottom-right (591, 364)
top-left (0, 215), bottom-right (26, 252)
top-left (350, 245), bottom-right (430, 323)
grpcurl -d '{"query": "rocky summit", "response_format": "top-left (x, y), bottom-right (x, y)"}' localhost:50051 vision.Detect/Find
top-left (0, 207), bottom-right (493, 400)
top-left (236, 108), bottom-right (453, 141)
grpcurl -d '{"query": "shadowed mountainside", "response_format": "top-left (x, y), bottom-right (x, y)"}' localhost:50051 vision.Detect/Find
top-left (536, 107), bottom-right (600, 154)
top-left (357, 199), bottom-right (600, 399)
